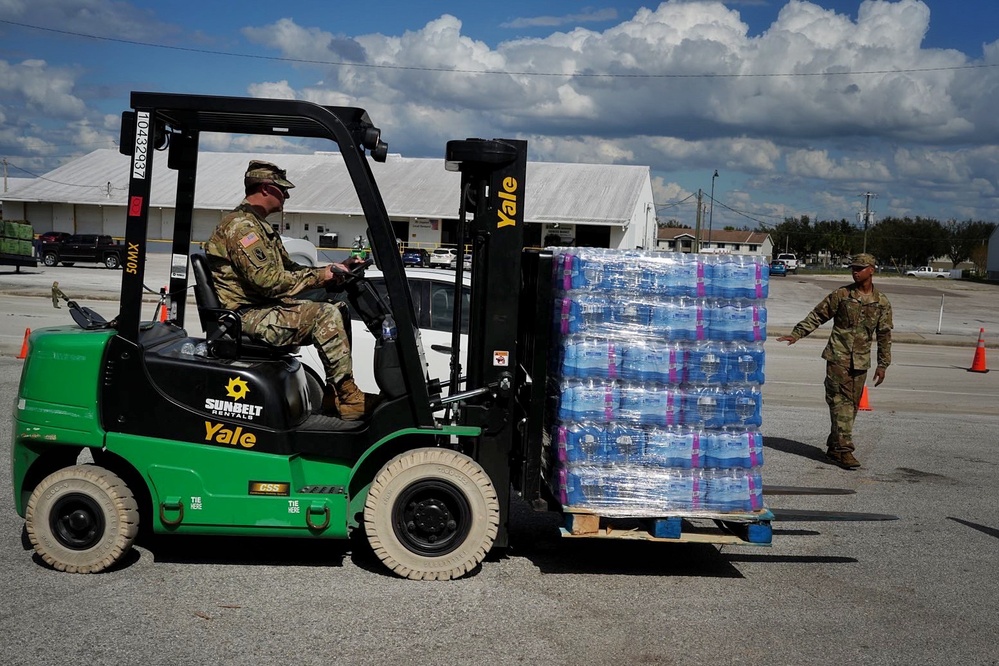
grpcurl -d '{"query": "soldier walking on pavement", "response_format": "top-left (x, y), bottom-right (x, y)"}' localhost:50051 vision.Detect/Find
top-left (51, 281), bottom-right (66, 308)
top-left (777, 253), bottom-right (893, 469)
top-left (204, 160), bottom-right (380, 421)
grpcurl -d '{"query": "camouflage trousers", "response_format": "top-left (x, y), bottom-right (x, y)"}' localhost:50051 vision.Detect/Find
top-left (240, 300), bottom-right (351, 385)
top-left (824, 362), bottom-right (868, 453)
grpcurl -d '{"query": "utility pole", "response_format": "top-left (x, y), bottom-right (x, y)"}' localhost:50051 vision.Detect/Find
top-left (860, 191), bottom-right (877, 254)
top-left (2, 158), bottom-right (7, 193)
top-left (694, 189), bottom-right (703, 253)
top-left (708, 170), bottom-right (718, 245)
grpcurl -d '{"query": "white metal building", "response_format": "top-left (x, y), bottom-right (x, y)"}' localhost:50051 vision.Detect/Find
top-left (1, 149), bottom-right (656, 251)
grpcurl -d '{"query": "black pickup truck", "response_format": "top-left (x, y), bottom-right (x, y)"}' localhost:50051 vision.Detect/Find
top-left (42, 233), bottom-right (125, 269)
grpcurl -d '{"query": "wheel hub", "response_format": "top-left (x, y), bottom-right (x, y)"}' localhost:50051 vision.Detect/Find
top-left (393, 480), bottom-right (471, 556)
top-left (50, 493), bottom-right (106, 551)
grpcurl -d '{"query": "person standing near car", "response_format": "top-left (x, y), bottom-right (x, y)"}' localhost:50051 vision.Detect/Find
top-left (204, 160), bottom-right (380, 421)
top-left (776, 253), bottom-right (893, 469)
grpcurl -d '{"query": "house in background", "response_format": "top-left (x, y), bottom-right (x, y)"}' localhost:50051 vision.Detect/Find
top-left (656, 227), bottom-right (773, 258)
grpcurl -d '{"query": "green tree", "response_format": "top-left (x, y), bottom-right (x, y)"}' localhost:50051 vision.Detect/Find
top-left (946, 220), bottom-right (996, 267)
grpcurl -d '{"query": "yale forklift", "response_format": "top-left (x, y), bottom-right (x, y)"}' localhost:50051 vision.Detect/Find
top-left (11, 92), bottom-right (553, 580)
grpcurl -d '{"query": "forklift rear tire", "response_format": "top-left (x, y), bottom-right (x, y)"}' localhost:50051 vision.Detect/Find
top-left (363, 448), bottom-right (499, 581)
top-left (25, 465), bottom-right (139, 573)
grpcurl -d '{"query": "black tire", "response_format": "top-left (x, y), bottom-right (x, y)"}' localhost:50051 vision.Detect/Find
top-left (104, 254), bottom-right (120, 269)
top-left (43, 253), bottom-right (58, 267)
top-left (25, 465), bottom-right (139, 573)
top-left (364, 448), bottom-right (499, 580)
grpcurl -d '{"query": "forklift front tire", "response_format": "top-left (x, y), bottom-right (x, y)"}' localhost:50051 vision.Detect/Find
top-left (25, 465), bottom-right (139, 574)
top-left (364, 448), bottom-right (499, 581)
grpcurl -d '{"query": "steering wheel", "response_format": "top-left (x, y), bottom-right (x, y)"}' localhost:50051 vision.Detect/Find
top-left (341, 258), bottom-right (374, 282)
top-left (326, 258), bottom-right (374, 295)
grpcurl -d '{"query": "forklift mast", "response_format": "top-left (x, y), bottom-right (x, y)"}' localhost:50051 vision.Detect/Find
top-left (444, 138), bottom-right (528, 546)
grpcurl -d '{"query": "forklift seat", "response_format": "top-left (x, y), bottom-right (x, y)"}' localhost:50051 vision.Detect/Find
top-left (190, 252), bottom-right (300, 360)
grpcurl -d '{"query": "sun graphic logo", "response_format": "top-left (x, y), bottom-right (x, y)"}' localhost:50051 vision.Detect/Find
top-left (225, 376), bottom-right (250, 401)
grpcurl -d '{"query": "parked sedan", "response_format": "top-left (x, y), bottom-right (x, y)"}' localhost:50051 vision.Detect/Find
top-left (769, 260), bottom-right (787, 277)
top-left (402, 247), bottom-right (430, 267)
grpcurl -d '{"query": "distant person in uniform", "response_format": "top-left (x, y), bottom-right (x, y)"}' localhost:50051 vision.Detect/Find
top-left (51, 281), bottom-right (66, 308)
top-left (776, 253), bottom-right (893, 469)
top-left (204, 160), bottom-right (379, 421)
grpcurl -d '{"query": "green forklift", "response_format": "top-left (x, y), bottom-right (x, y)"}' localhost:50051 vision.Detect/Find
top-left (11, 92), bottom-right (553, 580)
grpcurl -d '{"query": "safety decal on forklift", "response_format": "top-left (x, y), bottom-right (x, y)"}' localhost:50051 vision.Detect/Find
top-left (171, 253), bottom-right (187, 279)
top-left (128, 196), bottom-right (143, 216)
top-left (493, 350), bottom-right (510, 367)
top-left (248, 481), bottom-right (290, 496)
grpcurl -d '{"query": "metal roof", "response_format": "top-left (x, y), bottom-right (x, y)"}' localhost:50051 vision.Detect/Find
top-left (2, 149), bottom-right (650, 226)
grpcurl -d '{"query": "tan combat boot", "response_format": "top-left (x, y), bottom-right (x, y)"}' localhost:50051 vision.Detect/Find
top-left (335, 376), bottom-right (381, 421)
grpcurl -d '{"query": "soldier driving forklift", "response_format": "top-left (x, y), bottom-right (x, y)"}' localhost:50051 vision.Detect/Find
top-left (11, 92), bottom-right (548, 580)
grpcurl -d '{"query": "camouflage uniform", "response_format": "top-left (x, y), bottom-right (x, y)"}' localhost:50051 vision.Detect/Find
top-left (51, 281), bottom-right (66, 308)
top-left (786, 283), bottom-right (893, 453)
top-left (204, 202), bottom-right (353, 385)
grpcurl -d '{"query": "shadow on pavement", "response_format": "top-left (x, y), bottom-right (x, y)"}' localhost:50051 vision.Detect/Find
top-left (764, 436), bottom-right (827, 463)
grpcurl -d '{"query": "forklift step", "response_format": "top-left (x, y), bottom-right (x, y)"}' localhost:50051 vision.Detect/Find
top-left (560, 509), bottom-right (774, 546)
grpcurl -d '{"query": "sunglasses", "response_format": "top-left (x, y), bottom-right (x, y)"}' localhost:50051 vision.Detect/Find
top-left (266, 183), bottom-right (290, 201)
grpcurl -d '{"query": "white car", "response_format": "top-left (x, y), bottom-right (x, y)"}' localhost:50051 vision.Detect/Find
top-left (299, 268), bottom-right (470, 394)
top-left (429, 247), bottom-right (458, 268)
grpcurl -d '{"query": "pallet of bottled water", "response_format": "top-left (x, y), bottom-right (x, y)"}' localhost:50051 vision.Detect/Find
top-left (548, 247), bottom-right (770, 519)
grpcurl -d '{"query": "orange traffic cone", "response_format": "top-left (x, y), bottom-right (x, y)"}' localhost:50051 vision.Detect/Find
top-left (16, 328), bottom-right (30, 359)
top-left (858, 385), bottom-right (872, 411)
top-left (969, 328), bottom-right (989, 373)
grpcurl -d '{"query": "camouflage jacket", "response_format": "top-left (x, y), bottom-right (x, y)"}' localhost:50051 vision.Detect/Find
top-left (204, 201), bottom-right (325, 309)
top-left (788, 284), bottom-right (893, 370)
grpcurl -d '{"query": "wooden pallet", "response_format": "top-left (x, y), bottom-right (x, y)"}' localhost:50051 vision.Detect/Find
top-left (561, 509), bottom-right (773, 546)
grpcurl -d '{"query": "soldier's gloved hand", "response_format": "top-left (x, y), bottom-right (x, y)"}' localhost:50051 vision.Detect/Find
top-left (324, 262), bottom-right (358, 286)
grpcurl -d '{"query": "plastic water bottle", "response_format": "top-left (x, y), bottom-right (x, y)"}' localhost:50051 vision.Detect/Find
top-left (684, 386), bottom-right (727, 428)
top-left (727, 384), bottom-right (763, 427)
top-left (687, 341), bottom-right (726, 385)
top-left (180, 342), bottom-right (195, 356)
top-left (606, 423), bottom-right (645, 463)
top-left (574, 338), bottom-right (622, 379)
top-left (381, 313), bottom-right (397, 341)
top-left (645, 426), bottom-right (698, 469)
top-left (571, 380), bottom-right (619, 423)
top-left (562, 422), bottom-right (606, 463)
top-left (727, 342), bottom-right (765, 384)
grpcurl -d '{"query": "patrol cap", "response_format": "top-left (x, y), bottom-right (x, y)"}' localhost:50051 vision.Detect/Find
top-left (850, 253), bottom-right (877, 268)
top-left (244, 160), bottom-right (295, 190)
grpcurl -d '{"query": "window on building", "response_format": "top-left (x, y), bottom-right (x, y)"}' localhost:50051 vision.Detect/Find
top-left (749, 244), bottom-right (758, 251)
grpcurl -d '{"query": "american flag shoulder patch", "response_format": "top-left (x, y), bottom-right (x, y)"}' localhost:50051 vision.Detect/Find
top-left (240, 232), bottom-right (259, 248)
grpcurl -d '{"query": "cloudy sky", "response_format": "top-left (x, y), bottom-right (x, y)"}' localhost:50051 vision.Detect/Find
top-left (1, 0), bottom-right (997, 230)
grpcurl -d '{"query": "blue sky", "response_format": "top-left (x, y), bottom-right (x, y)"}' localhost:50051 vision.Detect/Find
top-left (1, 0), bottom-right (998, 230)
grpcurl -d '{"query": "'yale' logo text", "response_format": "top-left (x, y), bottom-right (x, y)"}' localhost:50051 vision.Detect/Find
top-left (497, 176), bottom-right (518, 228)
top-left (204, 421), bottom-right (256, 448)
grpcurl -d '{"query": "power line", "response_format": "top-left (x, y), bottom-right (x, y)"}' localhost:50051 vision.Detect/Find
top-left (3, 159), bottom-right (125, 190)
top-left (3, 18), bottom-right (996, 79)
